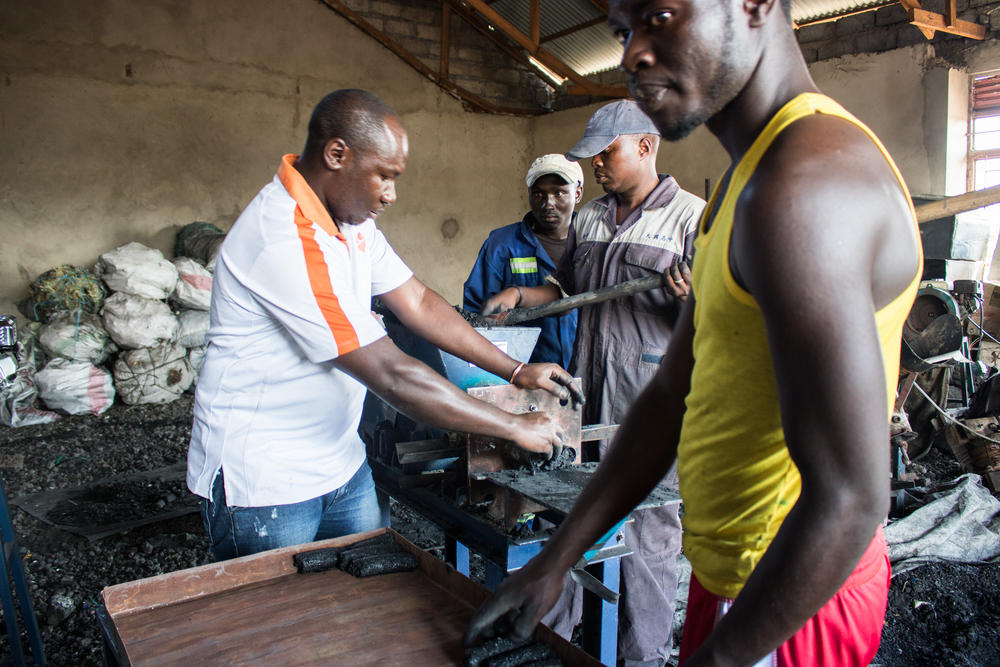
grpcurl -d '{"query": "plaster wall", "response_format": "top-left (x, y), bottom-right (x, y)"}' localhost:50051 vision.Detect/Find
top-left (0, 0), bottom-right (533, 316)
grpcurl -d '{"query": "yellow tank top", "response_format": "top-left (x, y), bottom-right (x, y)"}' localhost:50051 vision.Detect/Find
top-left (677, 93), bottom-right (922, 598)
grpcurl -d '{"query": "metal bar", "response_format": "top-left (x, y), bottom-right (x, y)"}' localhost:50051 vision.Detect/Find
top-left (485, 560), bottom-right (505, 591)
top-left (0, 474), bottom-right (45, 666)
top-left (895, 372), bottom-right (918, 411)
top-left (396, 438), bottom-right (462, 464)
top-left (582, 559), bottom-right (619, 665)
top-left (581, 424), bottom-right (620, 442)
top-left (496, 275), bottom-right (664, 325)
top-left (0, 555), bottom-right (26, 665)
top-left (444, 536), bottom-right (471, 576)
top-left (961, 338), bottom-right (975, 407)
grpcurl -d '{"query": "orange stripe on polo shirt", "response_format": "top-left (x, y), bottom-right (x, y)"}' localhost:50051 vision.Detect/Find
top-left (277, 154), bottom-right (361, 355)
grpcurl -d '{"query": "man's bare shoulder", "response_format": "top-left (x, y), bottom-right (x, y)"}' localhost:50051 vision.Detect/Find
top-left (743, 113), bottom-right (908, 232)
top-left (733, 113), bottom-right (919, 306)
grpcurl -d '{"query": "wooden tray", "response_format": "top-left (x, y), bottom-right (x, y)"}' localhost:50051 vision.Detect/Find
top-left (101, 528), bottom-right (600, 666)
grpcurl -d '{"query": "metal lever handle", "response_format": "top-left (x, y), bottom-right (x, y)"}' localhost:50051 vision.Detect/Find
top-left (570, 557), bottom-right (620, 604)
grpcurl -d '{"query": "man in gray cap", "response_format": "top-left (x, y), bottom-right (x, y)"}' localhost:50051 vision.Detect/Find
top-left (483, 99), bottom-right (705, 665)
top-left (463, 154), bottom-right (584, 368)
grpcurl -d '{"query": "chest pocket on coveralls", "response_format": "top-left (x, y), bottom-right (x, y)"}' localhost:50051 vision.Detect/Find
top-left (622, 243), bottom-right (675, 316)
top-left (570, 243), bottom-right (602, 295)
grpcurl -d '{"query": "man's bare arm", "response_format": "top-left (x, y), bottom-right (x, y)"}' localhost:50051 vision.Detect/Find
top-left (333, 337), bottom-right (564, 454)
top-left (480, 283), bottom-right (562, 315)
top-left (380, 278), bottom-right (582, 404)
top-left (465, 296), bottom-right (695, 644)
top-left (684, 116), bottom-right (919, 666)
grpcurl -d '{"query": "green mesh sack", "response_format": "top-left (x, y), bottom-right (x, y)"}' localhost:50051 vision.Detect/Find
top-left (17, 265), bottom-right (107, 323)
top-left (175, 221), bottom-right (225, 260)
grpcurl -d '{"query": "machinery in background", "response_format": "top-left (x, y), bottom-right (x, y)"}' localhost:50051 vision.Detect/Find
top-left (893, 197), bottom-right (1000, 510)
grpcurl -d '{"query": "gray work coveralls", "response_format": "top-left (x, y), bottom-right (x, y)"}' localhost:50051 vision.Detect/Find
top-left (544, 175), bottom-right (704, 666)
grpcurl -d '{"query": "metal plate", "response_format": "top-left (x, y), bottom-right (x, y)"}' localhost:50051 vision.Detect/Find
top-left (465, 383), bottom-right (583, 479)
top-left (480, 463), bottom-right (680, 518)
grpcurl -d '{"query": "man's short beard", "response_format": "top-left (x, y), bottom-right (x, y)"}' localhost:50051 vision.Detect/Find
top-left (656, 111), bottom-right (708, 142)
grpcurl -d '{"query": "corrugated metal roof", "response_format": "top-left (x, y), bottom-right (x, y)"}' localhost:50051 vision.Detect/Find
top-left (792, 0), bottom-right (895, 24)
top-left (490, 0), bottom-right (624, 75)
top-left (487, 0), bottom-right (898, 77)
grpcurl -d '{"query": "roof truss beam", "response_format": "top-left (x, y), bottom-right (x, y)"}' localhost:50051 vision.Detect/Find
top-left (906, 0), bottom-right (985, 40)
top-left (460, 0), bottom-right (626, 98)
top-left (316, 0), bottom-right (544, 116)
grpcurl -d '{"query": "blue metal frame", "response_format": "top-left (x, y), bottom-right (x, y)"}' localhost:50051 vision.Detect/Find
top-left (0, 473), bottom-right (46, 666)
top-left (372, 461), bottom-right (623, 665)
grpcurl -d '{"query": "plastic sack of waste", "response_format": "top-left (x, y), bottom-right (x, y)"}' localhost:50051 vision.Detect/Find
top-left (113, 343), bottom-right (194, 405)
top-left (0, 325), bottom-right (60, 427)
top-left (101, 292), bottom-right (178, 349)
top-left (171, 257), bottom-right (212, 311)
top-left (38, 312), bottom-right (116, 364)
top-left (175, 222), bottom-right (226, 272)
top-left (176, 310), bottom-right (210, 348)
top-left (94, 242), bottom-right (178, 300)
top-left (17, 265), bottom-right (106, 324)
top-left (34, 358), bottom-right (115, 416)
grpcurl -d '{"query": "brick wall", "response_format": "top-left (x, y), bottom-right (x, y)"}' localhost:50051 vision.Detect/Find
top-left (331, 0), bottom-right (557, 111)
top-left (796, 0), bottom-right (1000, 66)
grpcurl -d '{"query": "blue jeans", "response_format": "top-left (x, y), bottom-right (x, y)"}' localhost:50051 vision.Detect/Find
top-left (201, 460), bottom-right (388, 561)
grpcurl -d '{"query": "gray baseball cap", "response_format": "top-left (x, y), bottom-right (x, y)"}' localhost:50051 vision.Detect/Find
top-left (565, 99), bottom-right (660, 160)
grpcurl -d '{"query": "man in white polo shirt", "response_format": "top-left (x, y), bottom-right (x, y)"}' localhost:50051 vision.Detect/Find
top-left (188, 89), bottom-right (582, 560)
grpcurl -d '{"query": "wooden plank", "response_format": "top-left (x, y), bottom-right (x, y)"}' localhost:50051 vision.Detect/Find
top-left (103, 529), bottom-right (601, 666)
top-left (542, 16), bottom-right (607, 43)
top-left (914, 184), bottom-right (1000, 223)
top-left (530, 0), bottom-right (541, 46)
top-left (909, 7), bottom-right (986, 39)
top-left (102, 528), bottom-right (386, 616)
top-left (590, 0), bottom-right (610, 14)
top-left (440, 4), bottom-right (450, 78)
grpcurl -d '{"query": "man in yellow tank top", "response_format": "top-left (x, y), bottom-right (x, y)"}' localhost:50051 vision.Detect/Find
top-left (467, 0), bottom-right (923, 665)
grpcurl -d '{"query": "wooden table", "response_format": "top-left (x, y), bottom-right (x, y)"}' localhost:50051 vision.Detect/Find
top-left (100, 528), bottom-right (599, 666)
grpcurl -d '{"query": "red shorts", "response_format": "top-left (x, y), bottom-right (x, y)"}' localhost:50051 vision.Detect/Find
top-left (678, 526), bottom-right (891, 666)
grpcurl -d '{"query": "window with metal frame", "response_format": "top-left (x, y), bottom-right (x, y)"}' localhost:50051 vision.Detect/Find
top-left (970, 73), bottom-right (1000, 191)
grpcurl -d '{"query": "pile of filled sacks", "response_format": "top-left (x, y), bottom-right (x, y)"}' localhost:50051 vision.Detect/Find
top-left (7, 223), bottom-right (225, 422)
